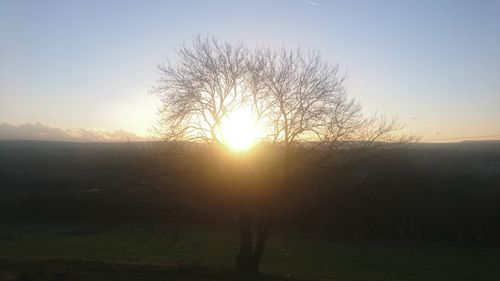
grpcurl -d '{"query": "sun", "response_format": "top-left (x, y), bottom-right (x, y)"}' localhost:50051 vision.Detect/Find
top-left (219, 107), bottom-right (262, 152)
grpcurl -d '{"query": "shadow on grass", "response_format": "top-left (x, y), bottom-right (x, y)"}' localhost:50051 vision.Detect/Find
top-left (0, 258), bottom-right (309, 281)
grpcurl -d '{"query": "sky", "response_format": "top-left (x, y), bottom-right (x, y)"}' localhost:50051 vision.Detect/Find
top-left (1, 0), bottom-right (499, 142)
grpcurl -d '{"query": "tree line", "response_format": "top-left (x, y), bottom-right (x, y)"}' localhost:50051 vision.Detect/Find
top-left (1, 140), bottom-right (498, 244)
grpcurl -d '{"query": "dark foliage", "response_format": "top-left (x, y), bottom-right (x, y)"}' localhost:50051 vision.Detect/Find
top-left (1, 140), bottom-right (499, 242)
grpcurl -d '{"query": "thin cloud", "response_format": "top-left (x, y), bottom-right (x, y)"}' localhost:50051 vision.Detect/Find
top-left (0, 122), bottom-right (150, 142)
top-left (306, 0), bottom-right (318, 7)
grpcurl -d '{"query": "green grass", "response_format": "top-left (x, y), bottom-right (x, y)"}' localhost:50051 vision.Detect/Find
top-left (1, 222), bottom-right (499, 280)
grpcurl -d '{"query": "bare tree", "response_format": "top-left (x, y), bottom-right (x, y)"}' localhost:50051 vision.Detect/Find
top-left (155, 36), bottom-right (247, 147)
top-left (153, 36), bottom-right (414, 273)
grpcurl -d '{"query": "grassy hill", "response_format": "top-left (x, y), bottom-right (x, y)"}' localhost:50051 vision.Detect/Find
top-left (1, 222), bottom-right (500, 281)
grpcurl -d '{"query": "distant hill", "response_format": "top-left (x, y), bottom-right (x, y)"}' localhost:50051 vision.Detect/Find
top-left (0, 139), bottom-right (499, 242)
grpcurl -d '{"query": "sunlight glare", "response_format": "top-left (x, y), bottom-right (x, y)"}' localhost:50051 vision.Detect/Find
top-left (220, 107), bottom-right (262, 152)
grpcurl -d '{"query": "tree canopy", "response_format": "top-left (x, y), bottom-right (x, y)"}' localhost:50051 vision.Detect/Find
top-left (153, 37), bottom-right (409, 152)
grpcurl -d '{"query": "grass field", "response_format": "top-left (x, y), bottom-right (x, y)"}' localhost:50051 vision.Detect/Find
top-left (1, 222), bottom-right (499, 280)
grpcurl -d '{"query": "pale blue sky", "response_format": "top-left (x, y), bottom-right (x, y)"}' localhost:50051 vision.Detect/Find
top-left (1, 0), bottom-right (499, 140)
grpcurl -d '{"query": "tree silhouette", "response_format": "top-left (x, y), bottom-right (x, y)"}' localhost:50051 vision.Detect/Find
top-left (153, 36), bottom-right (413, 273)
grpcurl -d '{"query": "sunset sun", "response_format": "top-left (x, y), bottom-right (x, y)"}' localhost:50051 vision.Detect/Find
top-left (219, 107), bottom-right (262, 152)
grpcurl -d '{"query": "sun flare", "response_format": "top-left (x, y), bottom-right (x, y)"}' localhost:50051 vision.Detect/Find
top-left (219, 107), bottom-right (262, 152)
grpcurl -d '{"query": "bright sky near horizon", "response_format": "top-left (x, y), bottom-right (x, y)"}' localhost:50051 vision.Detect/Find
top-left (1, 0), bottom-right (499, 141)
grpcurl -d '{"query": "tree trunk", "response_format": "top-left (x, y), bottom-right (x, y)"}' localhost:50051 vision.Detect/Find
top-left (253, 219), bottom-right (271, 272)
top-left (236, 212), bottom-right (259, 272)
top-left (236, 208), bottom-right (272, 273)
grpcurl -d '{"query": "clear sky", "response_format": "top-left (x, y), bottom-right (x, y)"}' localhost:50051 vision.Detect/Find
top-left (1, 0), bottom-right (499, 141)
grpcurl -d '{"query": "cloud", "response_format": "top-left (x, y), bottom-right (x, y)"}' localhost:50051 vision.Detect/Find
top-left (0, 122), bottom-right (150, 142)
top-left (306, 0), bottom-right (318, 6)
